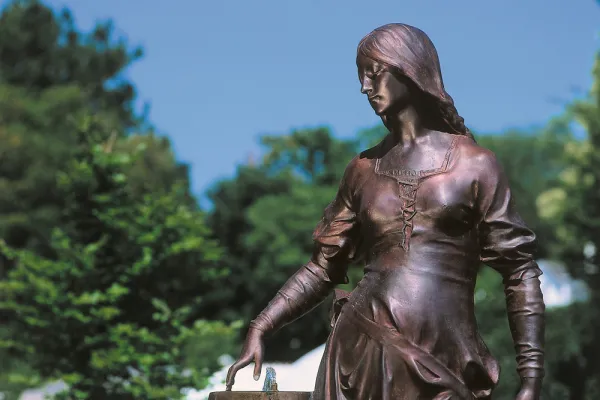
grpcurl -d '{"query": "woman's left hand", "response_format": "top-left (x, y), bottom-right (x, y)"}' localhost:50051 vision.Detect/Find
top-left (515, 377), bottom-right (542, 400)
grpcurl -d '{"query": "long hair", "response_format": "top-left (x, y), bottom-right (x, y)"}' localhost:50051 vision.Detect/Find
top-left (357, 23), bottom-right (475, 141)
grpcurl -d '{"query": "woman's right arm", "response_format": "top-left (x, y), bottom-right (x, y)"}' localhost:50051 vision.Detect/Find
top-left (225, 157), bottom-right (362, 388)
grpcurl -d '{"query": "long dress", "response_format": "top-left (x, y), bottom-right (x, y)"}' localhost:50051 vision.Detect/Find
top-left (307, 133), bottom-right (544, 400)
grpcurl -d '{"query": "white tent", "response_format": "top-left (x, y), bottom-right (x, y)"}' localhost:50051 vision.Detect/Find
top-left (537, 259), bottom-right (589, 307)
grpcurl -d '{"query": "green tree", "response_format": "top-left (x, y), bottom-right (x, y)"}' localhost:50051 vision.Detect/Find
top-left (0, 84), bottom-right (90, 267)
top-left (0, 1), bottom-right (196, 395)
top-left (0, 84), bottom-right (193, 398)
top-left (0, 0), bottom-right (183, 265)
top-left (0, 0), bottom-right (144, 129)
top-left (0, 117), bottom-right (238, 399)
top-left (0, 85), bottom-right (191, 271)
top-left (536, 51), bottom-right (600, 399)
top-left (206, 127), bottom-right (358, 360)
top-left (474, 268), bottom-right (591, 400)
top-left (205, 166), bottom-right (292, 324)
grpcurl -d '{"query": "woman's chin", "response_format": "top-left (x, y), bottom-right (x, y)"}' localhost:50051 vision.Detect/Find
top-left (372, 106), bottom-right (386, 116)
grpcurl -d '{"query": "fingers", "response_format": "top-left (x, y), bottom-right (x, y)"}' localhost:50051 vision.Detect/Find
top-left (253, 351), bottom-right (263, 381)
top-left (226, 360), bottom-right (244, 390)
top-left (225, 349), bottom-right (263, 390)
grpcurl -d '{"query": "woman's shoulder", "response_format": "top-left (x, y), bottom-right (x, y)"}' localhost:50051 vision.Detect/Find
top-left (343, 140), bottom-right (382, 175)
top-left (343, 152), bottom-right (373, 184)
top-left (453, 134), bottom-right (503, 175)
top-left (337, 144), bottom-right (380, 192)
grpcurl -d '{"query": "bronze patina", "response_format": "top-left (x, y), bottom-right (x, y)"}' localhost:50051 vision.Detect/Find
top-left (223, 23), bottom-right (545, 400)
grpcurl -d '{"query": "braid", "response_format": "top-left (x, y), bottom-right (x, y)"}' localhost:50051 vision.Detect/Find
top-left (438, 101), bottom-right (476, 142)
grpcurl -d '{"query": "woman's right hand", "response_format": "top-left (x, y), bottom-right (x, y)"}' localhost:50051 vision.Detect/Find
top-left (225, 327), bottom-right (265, 390)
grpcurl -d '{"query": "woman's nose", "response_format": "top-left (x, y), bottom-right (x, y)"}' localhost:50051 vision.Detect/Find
top-left (360, 79), bottom-right (372, 95)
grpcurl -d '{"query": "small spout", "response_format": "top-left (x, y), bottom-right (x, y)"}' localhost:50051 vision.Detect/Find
top-left (262, 367), bottom-right (278, 392)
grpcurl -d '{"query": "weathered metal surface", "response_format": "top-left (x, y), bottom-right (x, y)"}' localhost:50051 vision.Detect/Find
top-left (208, 391), bottom-right (311, 400)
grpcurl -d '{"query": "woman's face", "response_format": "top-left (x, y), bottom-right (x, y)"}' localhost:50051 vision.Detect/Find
top-left (357, 53), bottom-right (412, 116)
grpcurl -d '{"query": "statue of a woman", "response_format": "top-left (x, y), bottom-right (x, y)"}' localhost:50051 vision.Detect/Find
top-left (226, 23), bottom-right (545, 400)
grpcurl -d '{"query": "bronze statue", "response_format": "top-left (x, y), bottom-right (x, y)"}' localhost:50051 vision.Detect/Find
top-left (225, 23), bottom-right (545, 400)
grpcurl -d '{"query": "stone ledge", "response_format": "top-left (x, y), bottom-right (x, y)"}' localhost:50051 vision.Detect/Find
top-left (208, 391), bottom-right (311, 400)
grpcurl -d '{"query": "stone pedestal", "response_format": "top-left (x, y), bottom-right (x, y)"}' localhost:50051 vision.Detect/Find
top-left (208, 391), bottom-right (311, 400)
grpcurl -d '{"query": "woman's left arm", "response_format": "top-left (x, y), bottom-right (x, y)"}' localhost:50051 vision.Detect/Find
top-left (476, 151), bottom-right (545, 395)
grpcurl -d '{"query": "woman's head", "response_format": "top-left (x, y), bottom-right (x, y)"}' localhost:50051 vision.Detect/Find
top-left (356, 23), bottom-right (473, 140)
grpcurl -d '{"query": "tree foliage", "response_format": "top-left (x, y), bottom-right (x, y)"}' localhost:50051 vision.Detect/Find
top-left (0, 0), bottom-right (598, 398)
top-left (0, 0), bottom-right (181, 268)
top-left (0, 4), bottom-right (200, 394)
top-left (0, 0), bottom-right (144, 129)
top-left (0, 117), bottom-right (239, 399)
top-left (534, 51), bottom-right (600, 399)
top-left (206, 127), bottom-right (359, 360)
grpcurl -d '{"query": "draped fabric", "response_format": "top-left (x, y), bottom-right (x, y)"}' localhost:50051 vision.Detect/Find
top-left (306, 134), bottom-right (544, 399)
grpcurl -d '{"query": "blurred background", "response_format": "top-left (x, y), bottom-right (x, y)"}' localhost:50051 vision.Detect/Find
top-left (0, 0), bottom-right (599, 399)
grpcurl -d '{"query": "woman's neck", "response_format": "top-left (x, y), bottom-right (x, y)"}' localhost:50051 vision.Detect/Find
top-left (382, 105), bottom-right (424, 147)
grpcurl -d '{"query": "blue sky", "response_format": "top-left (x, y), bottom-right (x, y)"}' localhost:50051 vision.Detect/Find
top-left (15, 0), bottom-right (600, 201)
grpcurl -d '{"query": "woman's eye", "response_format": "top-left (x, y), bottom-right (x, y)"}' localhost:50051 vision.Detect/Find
top-left (366, 72), bottom-right (376, 79)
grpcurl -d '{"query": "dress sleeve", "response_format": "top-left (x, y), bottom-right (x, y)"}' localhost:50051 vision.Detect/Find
top-left (249, 159), bottom-right (362, 334)
top-left (476, 151), bottom-right (545, 379)
top-left (306, 159), bottom-right (361, 285)
top-left (477, 153), bottom-right (542, 280)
